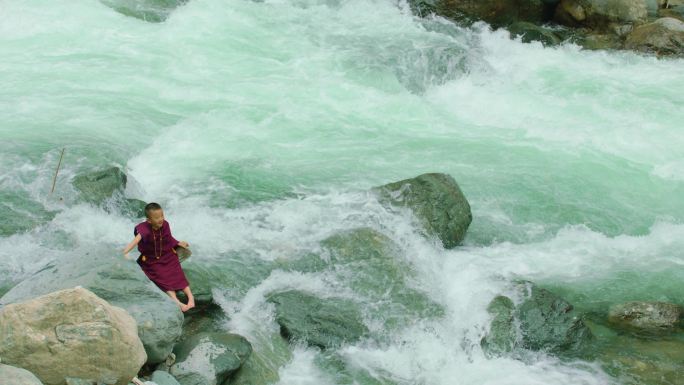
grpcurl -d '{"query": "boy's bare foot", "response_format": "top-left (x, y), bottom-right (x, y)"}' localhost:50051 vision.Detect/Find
top-left (187, 300), bottom-right (195, 310)
top-left (180, 303), bottom-right (190, 312)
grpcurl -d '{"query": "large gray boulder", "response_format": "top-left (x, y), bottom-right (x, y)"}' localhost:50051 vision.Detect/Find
top-left (625, 17), bottom-right (684, 55)
top-left (608, 301), bottom-right (683, 334)
top-left (0, 364), bottom-right (45, 385)
top-left (555, 0), bottom-right (649, 29)
top-left (0, 254), bottom-right (183, 364)
top-left (170, 333), bottom-right (252, 385)
top-left (267, 290), bottom-right (368, 349)
top-left (373, 173), bottom-right (472, 249)
top-left (0, 287), bottom-right (146, 385)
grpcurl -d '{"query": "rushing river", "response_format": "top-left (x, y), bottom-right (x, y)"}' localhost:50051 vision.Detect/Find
top-left (1, 1), bottom-right (684, 384)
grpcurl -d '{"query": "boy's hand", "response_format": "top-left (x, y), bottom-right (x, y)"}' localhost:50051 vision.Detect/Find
top-left (178, 241), bottom-right (189, 248)
top-left (123, 252), bottom-right (132, 260)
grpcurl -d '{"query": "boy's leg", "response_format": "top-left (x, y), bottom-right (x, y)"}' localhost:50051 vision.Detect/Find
top-left (166, 290), bottom-right (189, 312)
top-left (182, 286), bottom-right (195, 309)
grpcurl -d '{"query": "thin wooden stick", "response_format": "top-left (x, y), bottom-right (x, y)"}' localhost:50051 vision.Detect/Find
top-left (50, 147), bottom-right (65, 195)
top-left (131, 377), bottom-right (146, 385)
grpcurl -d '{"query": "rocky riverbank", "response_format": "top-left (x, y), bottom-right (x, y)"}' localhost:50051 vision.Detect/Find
top-left (409, 0), bottom-right (684, 56)
top-left (1, 169), bottom-right (683, 385)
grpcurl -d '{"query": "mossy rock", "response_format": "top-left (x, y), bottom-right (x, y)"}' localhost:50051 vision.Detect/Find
top-left (373, 173), bottom-right (472, 249)
top-left (171, 332), bottom-right (252, 385)
top-left (515, 283), bottom-right (593, 354)
top-left (72, 166), bottom-right (127, 205)
top-left (481, 296), bottom-right (517, 357)
top-left (267, 290), bottom-right (368, 349)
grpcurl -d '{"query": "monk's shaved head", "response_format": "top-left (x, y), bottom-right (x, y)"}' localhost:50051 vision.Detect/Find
top-left (145, 202), bottom-right (162, 218)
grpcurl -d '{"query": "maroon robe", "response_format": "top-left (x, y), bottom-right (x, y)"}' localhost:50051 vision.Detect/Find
top-left (134, 219), bottom-right (189, 292)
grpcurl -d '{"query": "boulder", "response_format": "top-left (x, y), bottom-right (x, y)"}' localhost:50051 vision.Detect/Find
top-left (624, 17), bottom-right (684, 55)
top-left (0, 287), bottom-right (146, 385)
top-left (608, 301), bottom-right (683, 334)
top-left (373, 173), bottom-right (472, 248)
top-left (411, 0), bottom-right (559, 27)
top-left (229, 332), bottom-right (292, 385)
top-left (0, 364), bottom-right (44, 385)
top-left (170, 333), bottom-right (252, 385)
top-left (150, 371), bottom-right (182, 385)
top-left (0, 254), bottom-right (184, 364)
top-left (508, 21), bottom-right (563, 45)
top-left (72, 167), bottom-right (127, 205)
top-left (319, 228), bottom-right (444, 328)
top-left (481, 296), bottom-right (517, 357)
top-left (515, 284), bottom-right (593, 353)
top-left (555, 0), bottom-right (648, 29)
top-left (99, 0), bottom-right (189, 23)
top-left (267, 290), bottom-right (368, 349)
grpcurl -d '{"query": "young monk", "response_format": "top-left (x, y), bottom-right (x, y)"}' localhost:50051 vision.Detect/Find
top-left (122, 202), bottom-right (195, 312)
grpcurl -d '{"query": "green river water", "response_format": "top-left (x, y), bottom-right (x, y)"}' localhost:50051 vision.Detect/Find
top-left (1, 0), bottom-right (683, 384)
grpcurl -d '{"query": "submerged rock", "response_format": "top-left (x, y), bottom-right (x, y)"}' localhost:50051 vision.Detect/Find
top-left (267, 290), bottom-right (368, 349)
top-left (0, 254), bottom-right (183, 364)
top-left (100, 0), bottom-right (189, 23)
top-left (608, 301), bottom-right (683, 335)
top-left (0, 364), bottom-right (44, 385)
top-left (508, 21), bottom-right (563, 45)
top-left (481, 296), bottom-right (517, 357)
top-left (373, 173), bottom-right (472, 248)
top-left (516, 284), bottom-right (593, 353)
top-left (0, 287), bottom-right (146, 385)
top-left (598, 335), bottom-right (684, 385)
top-left (624, 17), bottom-right (684, 56)
top-left (319, 228), bottom-right (445, 329)
top-left (555, 0), bottom-right (649, 29)
top-left (0, 190), bottom-right (56, 237)
top-left (170, 333), bottom-right (252, 385)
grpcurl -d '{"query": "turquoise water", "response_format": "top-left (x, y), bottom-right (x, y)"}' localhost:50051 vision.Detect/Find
top-left (1, 0), bottom-right (684, 384)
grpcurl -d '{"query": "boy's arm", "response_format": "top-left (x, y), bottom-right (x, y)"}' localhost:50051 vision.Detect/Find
top-left (122, 234), bottom-right (142, 259)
